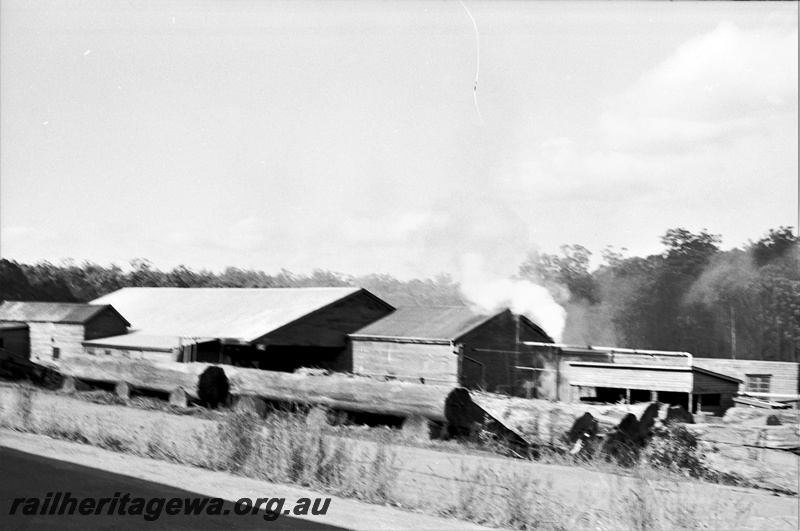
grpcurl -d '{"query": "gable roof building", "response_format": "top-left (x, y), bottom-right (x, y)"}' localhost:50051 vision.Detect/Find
top-left (90, 287), bottom-right (394, 370)
top-left (0, 301), bottom-right (130, 362)
top-left (91, 287), bottom-right (391, 344)
top-left (350, 306), bottom-right (554, 389)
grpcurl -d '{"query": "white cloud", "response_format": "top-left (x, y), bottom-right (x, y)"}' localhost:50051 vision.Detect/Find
top-left (601, 21), bottom-right (798, 153)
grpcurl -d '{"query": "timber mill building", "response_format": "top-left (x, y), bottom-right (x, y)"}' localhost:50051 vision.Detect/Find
top-left (86, 287), bottom-right (394, 371)
top-left (349, 306), bottom-right (553, 392)
top-left (1, 287), bottom-right (797, 414)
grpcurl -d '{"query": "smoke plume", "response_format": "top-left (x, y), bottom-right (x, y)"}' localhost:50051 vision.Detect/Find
top-left (458, 247), bottom-right (567, 343)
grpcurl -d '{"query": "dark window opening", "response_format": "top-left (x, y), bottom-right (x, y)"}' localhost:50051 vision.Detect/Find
top-left (52, 347), bottom-right (60, 360)
top-left (700, 393), bottom-right (721, 407)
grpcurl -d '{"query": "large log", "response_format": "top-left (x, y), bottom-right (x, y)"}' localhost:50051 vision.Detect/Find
top-left (227, 366), bottom-right (455, 422)
top-left (57, 357), bottom-right (202, 399)
top-left (55, 357), bottom-right (457, 422)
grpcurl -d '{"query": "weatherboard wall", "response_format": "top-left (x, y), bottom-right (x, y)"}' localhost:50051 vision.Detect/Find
top-left (693, 358), bottom-right (799, 396)
top-left (458, 312), bottom-right (554, 393)
top-left (83, 310), bottom-right (129, 342)
top-left (567, 363), bottom-right (696, 393)
top-left (29, 322), bottom-right (85, 362)
top-left (351, 339), bottom-right (458, 385)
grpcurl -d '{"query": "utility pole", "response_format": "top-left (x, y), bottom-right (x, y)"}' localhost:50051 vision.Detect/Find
top-left (730, 301), bottom-right (736, 360)
top-left (514, 313), bottom-right (520, 396)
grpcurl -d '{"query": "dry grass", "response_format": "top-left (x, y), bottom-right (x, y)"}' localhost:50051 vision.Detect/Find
top-left (0, 383), bottom-right (762, 530)
top-left (609, 465), bottom-right (755, 531)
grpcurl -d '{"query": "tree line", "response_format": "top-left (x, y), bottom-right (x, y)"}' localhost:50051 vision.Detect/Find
top-left (0, 258), bottom-right (464, 309)
top-left (520, 227), bottom-right (799, 363)
top-left (1, 226), bottom-right (797, 362)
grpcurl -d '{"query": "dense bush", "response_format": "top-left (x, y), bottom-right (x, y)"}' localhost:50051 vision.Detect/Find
top-left (644, 424), bottom-right (705, 478)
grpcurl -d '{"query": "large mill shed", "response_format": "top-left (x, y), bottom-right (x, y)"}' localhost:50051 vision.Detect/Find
top-left (0, 301), bottom-right (129, 362)
top-left (349, 306), bottom-right (553, 392)
top-left (88, 287), bottom-right (394, 371)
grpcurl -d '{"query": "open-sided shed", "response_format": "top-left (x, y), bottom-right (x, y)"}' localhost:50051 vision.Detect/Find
top-left (524, 342), bottom-right (742, 414)
top-left (349, 306), bottom-right (553, 392)
top-left (89, 287), bottom-right (394, 371)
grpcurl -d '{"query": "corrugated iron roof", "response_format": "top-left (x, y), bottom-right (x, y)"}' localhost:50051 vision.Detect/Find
top-left (83, 333), bottom-right (213, 352)
top-left (0, 301), bottom-right (126, 325)
top-left (90, 287), bottom-right (378, 343)
top-left (351, 306), bottom-right (496, 341)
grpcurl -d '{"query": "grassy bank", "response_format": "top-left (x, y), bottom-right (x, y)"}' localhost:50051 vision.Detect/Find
top-left (0, 382), bottom-right (759, 530)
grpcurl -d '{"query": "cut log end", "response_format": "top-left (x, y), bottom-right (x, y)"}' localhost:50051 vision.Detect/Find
top-left (115, 381), bottom-right (131, 400)
top-left (169, 386), bottom-right (189, 408)
top-left (401, 415), bottom-right (432, 441)
top-left (197, 366), bottom-right (229, 409)
top-left (233, 395), bottom-right (268, 418)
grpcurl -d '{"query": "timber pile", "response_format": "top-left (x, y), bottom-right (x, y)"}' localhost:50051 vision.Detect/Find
top-left (733, 395), bottom-right (792, 409)
top-left (722, 407), bottom-right (799, 427)
top-left (687, 424), bottom-right (800, 451)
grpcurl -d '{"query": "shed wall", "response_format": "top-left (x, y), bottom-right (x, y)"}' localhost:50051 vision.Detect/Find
top-left (259, 292), bottom-right (393, 348)
top-left (84, 345), bottom-right (179, 363)
top-left (693, 358), bottom-right (799, 395)
top-left (567, 364), bottom-right (694, 393)
top-left (84, 310), bottom-right (129, 341)
top-left (556, 352), bottom-right (612, 400)
top-left (458, 311), bottom-right (552, 393)
top-left (351, 339), bottom-right (458, 384)
top-left (692, 371), bottom-right (740, 395)
top-left (29, 322), bottom-right (85, 361)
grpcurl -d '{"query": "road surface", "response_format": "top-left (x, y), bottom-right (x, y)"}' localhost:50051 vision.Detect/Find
top-left (1, 447), bottom-right (343, 530)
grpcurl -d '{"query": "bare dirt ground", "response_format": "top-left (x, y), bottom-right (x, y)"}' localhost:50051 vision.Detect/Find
top-left (0, 430), bottom-right (490, 531)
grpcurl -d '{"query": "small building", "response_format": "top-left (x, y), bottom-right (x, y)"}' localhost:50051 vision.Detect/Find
top-left (0, 301), bottom-right (130, 362)
top-left (90, 287), bottom-right (394, 371)
top-left (693, 358), bottom-right (800, 399)
top-left (349, 307), bottom-right (554, 391)
top-left (523, 343), bottom-right (742, 414)
top-left (83, 333), bottom-right (221, 364)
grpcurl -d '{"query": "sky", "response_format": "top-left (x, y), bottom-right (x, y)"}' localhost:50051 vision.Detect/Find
top-left (1, 0), bottom-right (798, 281)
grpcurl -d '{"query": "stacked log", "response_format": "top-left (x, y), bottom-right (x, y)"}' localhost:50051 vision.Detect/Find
top-left (722, 407), bottom-right (799, 427)
top-left (686, 424), bottom-right (800, 451)
top-left (55, 357), bottom-right (457, 422)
